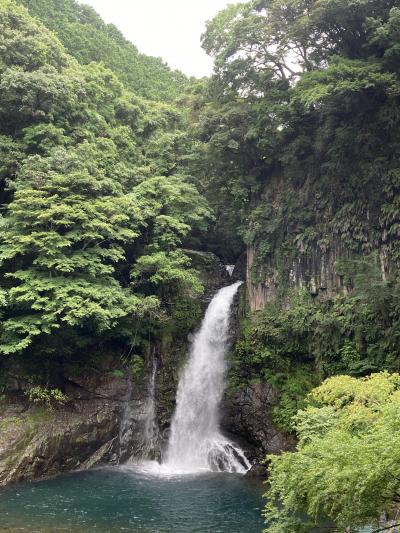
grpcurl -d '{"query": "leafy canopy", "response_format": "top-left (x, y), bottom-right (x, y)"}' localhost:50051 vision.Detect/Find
top-left (0, 0), bottom-right (210, 360)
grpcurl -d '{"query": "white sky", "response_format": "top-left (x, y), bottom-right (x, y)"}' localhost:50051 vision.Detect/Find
top-left (78, 0), bottom-right (232, 77)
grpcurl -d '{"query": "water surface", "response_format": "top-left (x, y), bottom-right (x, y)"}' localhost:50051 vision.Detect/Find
top-left (0, 467), bottom-right (265, 532)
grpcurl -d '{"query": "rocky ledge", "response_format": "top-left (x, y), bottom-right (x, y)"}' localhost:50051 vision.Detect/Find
top-left (0, 374), bottom-right (126, 486)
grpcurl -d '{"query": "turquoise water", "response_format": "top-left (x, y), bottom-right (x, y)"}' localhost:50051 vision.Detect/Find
top-left (0, 467), bottom-right (265, 532)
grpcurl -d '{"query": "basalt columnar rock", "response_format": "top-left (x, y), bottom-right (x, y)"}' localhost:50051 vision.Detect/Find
top-left (246, 239), bottom-right (392, 312)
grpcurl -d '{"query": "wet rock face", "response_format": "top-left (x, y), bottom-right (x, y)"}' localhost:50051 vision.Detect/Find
top-left (221, 381), bottom-right (295, 465)
top-left (118, 359), bottom-right (160, 464)
top-left (185, 250), bottom-right (229, 302)
top-left (118, 397), bottom-right (155, 463)
top-left (220, 288), bottom-right (294, 469)
top-left (0, 363), bottom-right (167, 486)
top-left (0, 375), bottom-right (126, 486)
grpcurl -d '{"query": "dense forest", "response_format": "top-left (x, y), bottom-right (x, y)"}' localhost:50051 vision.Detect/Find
top-left (1, 0), bottom-right (400, 531)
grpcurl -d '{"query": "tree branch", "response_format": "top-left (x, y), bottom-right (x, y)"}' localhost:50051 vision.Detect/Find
top-left (371, 522), bottom-right (400, 533)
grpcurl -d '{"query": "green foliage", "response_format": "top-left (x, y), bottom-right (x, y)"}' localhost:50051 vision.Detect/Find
top-left (0, 148), bottom-right (156, 354)
top-left (0, 0), bottom-right (70, 71)
top-left (16, 0), bottom-right (188, 101)
top-left (131, 354), bottom-right (144, 377)
top-left (25, 385), bottom-right (67, 407)
top-left (108, 369), bottom-right (125, 379)
top-left (195, 0), bottom-right (400, 273)
top-left (0, 0), bottom-right (210, 378)
top-left (271, 369), bottom-right (316, 431)
top-left (203, 0), bottom-right (398, 93)
top-left (292, 56), bottom-right (400, 108)
top-left (198, 13), bottom-right (400, 509)
top-left (232, 271), bottom-right (400, 431)
top-left (132, 251), bottom-right (203, 299)
top-left (0, 415), bottom-right (21, 430)
top-left (265, 373), bottom-right (400, 532)
top-left (167, 294), bottom-right (202, 336)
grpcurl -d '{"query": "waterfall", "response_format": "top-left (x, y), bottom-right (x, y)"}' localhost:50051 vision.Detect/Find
top-left (225, 264), bottom-right (235, 277)
top-left (141, 357), bottom-right (158, 459)
top-left (163, 281), bottom-right (250, 474)
top-left (119, 356), bottom-right (159, 463)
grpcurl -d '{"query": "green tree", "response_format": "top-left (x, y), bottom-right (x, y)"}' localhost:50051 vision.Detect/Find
top-left (130, 174), bottom-right (211, 299)
top-left (198, 0), bottom-right (400, 267)
top-left (0, 149), bottom-right (157, 354)
top-left (0, 0), bottom-right (210, 378)
top-left (16, 0), bottom-right (188, 101)
top-left (265, 373), bottom-right (400, 532)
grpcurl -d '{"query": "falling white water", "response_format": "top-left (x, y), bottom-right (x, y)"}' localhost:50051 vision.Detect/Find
top-left (225, 264), bottom-right (235, 277)
top-left (120, 357), bottom-right (159, 463)
top-left (163, 281), bottom-right (250, 474)
top-left (140, 357), bottom-right (158, 459)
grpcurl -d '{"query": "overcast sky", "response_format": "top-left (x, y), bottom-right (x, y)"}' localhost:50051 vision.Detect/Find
top-left (78, 0), bottom-right (232, 77)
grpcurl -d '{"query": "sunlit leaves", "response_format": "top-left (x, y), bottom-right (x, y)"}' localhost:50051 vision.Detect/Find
top-left (265, 373), bottom-right (400, 532)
